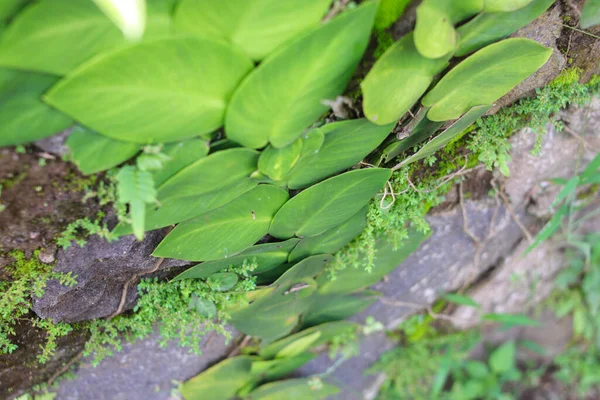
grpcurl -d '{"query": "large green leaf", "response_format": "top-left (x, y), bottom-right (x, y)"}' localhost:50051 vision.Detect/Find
top-left (173, 239), bottom-right (300, 280)
top-left (113, 148), bottom-right (258, 235)
top-left (260, 321), bottom-right (357, 359)
top-left (413, 0), bottom-right (482, 58)
top-left (45, 36), bottom-right (253, 143)
top-left (0, 0), bottom-right (172, 75)
top-left (288, 206), bottom-right (367, 262)
top-left (362, 33), bottom-right (450, 125)
top-left (484, 0), bottom-right (534, 12)
top-left (250, 353), bottom-right (316, 381)
top-left (247, 378), bottom-right (339, 400)
top-left (302, 292), bottom-right (378, 327)
top-left (174, 0), bottom-right (332, 60)
top-left (287, 119), bottom-right (394, 189)
top-left (422, 38), bottom-right (552, 121)
top-left (66, 126), bottom-right (140, 174)
top-left (0, 69), bottom-right (72, 146)
top-left (115, 165), bottom-right (157, 240)
top-left (581, 0), bottom-right (600, 28)
top-left (394, 105), bottom-right (490, 168)
top-left (258, 140), bottom-right (303, 182)
top-left (225, 2), bottom-right (377, 149)
top-left (151, 139), bottom-right (210, 186)
top-left (0, 0), bottom-right (27, 21)
top-left (181, 356), bottom-right (258, 400)
top-left (153, 185), bottom-right (289, 261)
top-left (317, 229), bottom-right (430, 294)
top-left (270, 168), bottom-right (391, 238)
top-left (231, 255), bottom-right (331, 341)
top-left (456, 0), bottom-right (555, 57)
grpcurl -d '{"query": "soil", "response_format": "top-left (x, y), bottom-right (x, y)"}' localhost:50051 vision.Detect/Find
top-left (0, 146), bottom-right (102, 268)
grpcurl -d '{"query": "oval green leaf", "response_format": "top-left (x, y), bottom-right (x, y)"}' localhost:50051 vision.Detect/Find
top-left (0, 69), bottom-right (72, 146)
top-left (66, 126), bottom-right (140, 175)
top-left (181, 356), bottom-right (258, 400)
top-left (456, 0), bottom-right (555, 57)
top-left (225, 2), bottom-right (377, 149)
top-left (192, 296), bottom-right (218, 318)
top-left (113, 148), bottom-right (258, 235)
top-left (288, 206), bottom-right (367, 262)
top-left (174, 239), bottom-right (300, 280)
top-left (258, 140), bottom-right (303, 181)
top-left (362, 33), bottom-right (451, 125)
top-left (174, 0), bottom-right (332, 60)
top-left (0, 0), bottom-right (172, 75)
top-left (207, 272), bottom-right (238, 292)
top-left (270, 168), bottom-right (391, 238)
top-left (414, 3), bottom-right (457, 59)
top-left (484, 0), bottom-right (534, 12)
top-left (422, 38), bottom-right (552, 122)
top-left (45, 36), bottom-right (253, 143)
top-left (302, 292), bottom-right (377, 327)
top-left (153, 185), bottom-right (289, 261)
top-left (287, 119), bottom-right (394, 189)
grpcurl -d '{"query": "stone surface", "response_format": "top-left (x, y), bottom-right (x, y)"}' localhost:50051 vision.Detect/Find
top-left (33, 128), bottom-right (72, 157)
top-left (32, 230), bottom-right (190, 323)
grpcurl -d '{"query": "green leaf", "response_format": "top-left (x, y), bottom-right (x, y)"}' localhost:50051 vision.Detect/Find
top-left (526, 203), bottom-right (568, 253)
top-left (231, 255), bottom-right (331, 341)
top-left (0, 0), bottom-right (27, 21)
top-left (0, 0), bottom-right (172, 75)
top-left (153, 185), bottom-right (289, 261)
top-left (380, 114), bottom-right (444, 164)
top-left (181, 356), bottom-right (258, 400)
top-left (551, 176), bottom-right (579, 207)
top-left (362, 33), bottom-right (451, 125)
top-left (422, 38), bottom-right (552, 122)
top-left (580, 152), bottom-right (600, 185)
top-left (247, 378), bottom-right (339, 400)
top-left (207, 272), bottom-right (238, 292)
top-left (288, 206), bottom-right (367, 262)
top-left (443, 293), bottom-right (481, 308)
top-left (113, 148), bottom-right (259, 235)
top-left (151, 139), bottom-right (210, 186)
top-left (250, 353), bottom-right (316, 381)
top-left (395, 105), bottom-right (490, 167)
top-left (0, 69), bottom-right (72, 146)
top-left (258, 140), bottom-right (303, 181)
top-left (489, 341), bottom-right (516, 374)
top-left (116, 165), bottom-right (157, 240)
top-left (261, 321), bottom-right (357, 359)
top-left (92, 0), bottom-right (146, 40)
top-left (45, 36), bottom-right (253, 143)
top-left (174, 239), bottom-right (300, 280)
top-left (225, 2), bottom-right (377, 149)
top-left (269, 168), bottom-right (391, 238)
top-left (302, 292), bottom-right (377, 327)
top-left (66, 126), bottom-right (140, 175)
top-left (189, 294), bottom-right (218, 318)
top-left (456, 0), bottom-right (555, 57)
top-left (484, 0), bottom-right (535, 12)
top-left (287, 119), bottom-right (393, 189)
top-left (424, 0), bottom-right (484, 22)
top-left (317, 229), bottom-right (430, 294)
top-left (414, 3), bottom-right (457, 59)
top-left (465, 360), bottom-right (490, 379)
top-left (174, 0), bottom-right (332, 60)
top-left (375, 0), bottom-right (411, 30)
top-left (482, 313), bottom-right (540, 328)
top-left (581, 0), bottom-right (600, 28)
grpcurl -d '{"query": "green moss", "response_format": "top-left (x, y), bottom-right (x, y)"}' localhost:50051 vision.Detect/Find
top-left (0, 250), bottom-right (76, 362)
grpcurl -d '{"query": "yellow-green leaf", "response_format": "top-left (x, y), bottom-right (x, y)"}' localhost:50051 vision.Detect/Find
top-left (484, 0), bottom-right (535, 12)
top-left (422, 38), bottom-right (552, 121)
top-left (174, 0), bottom-right (332, 60)
top-left (247, 378), bottom-right (339, 400)
top-left (258, 140), bottom-right (303, 182)
top-left (225, 2), bottom-right (377, 149)
top-left (45, 37), bottom-right (253, 143)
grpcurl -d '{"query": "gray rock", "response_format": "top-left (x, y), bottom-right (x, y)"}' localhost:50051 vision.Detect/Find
top-left (33, 128), bottom-right (73, 157)
top-left (33, 230), bottom-right (190, 323)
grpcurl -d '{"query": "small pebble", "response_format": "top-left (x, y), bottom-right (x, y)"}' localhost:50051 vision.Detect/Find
top-left (38, 248), bottom-right (56, 264)
top-left (29, 231), bottom-right (40, 239)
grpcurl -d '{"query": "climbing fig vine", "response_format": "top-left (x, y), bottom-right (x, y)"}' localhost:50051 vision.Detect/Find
top-left (0, 0), bottom-right (592, 398)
